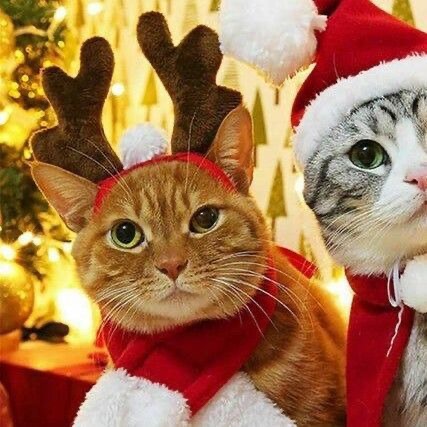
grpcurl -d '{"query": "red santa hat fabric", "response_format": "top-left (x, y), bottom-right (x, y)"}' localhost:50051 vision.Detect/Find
top-left (219, 0), bottom-right (427, 167)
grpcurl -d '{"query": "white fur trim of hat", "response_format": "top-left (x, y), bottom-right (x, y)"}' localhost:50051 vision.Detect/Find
top-left (294, 55), bottom-right (427, 168)
top-left (219, 0), bottom-right (326, 86)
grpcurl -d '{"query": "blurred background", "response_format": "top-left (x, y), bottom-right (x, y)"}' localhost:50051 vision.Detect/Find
top-left (0, 0), bottom-right (425, 346)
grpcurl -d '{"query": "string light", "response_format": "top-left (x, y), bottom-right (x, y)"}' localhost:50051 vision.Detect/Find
top-left (62, 242), bottom-right (73, 254)
top-left (53, 6), bottom-right (67, 22)
top-left (0, 107), bottom-right (11, 125)
top-left (47, 247), bottom-right (60, 262)
top-left (17, 231), bottom-right (34, 246)
top-left (0, 261), bottom-right (17, 277)
top-left (56, 288), bottom-right (96, 344)
top-left (32, 236), bottom-right (42, 246)
top-left (0, 244), bottom-right (16, 261)
top-left (325, 271), bottom-right (353, 311)
top-left (111, 82), bottom-right (125, 96)
top-left (87, 1), bottom-right (104, 16)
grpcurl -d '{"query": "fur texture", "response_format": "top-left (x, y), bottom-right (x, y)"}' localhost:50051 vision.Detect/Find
top-left (219, 0), bottom-right (326, 86)
top-left (73, 368), bottom-right (190, 427)
top-left (303, 88), bottom-right (427, 425)
top-left (30, 37), bottom-right (123, 182)
top-left (138, 12), bottom-right (242, 154)
top-left (74, 371), bottom-right (295, 427)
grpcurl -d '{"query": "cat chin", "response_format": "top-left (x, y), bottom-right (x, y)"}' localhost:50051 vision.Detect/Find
top-left (330, 228), bottom-right (427, 275)
top-left (108, 295), bottom-right (228, 334)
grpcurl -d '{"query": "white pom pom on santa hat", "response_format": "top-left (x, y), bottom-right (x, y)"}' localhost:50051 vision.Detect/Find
top-left (219, 0), bottom-right (327, 86)
top-left (119, 124), bottom-right (168, 169)
top-left (399, 255), bottom-right (427, 313)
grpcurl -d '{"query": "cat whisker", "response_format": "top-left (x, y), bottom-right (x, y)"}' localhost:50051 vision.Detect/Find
top-left (215, 272), bottom-right (303, 328)
top-left (207, 281), bottom-right (244, 324)
top-left (184, 110), bottom-right (198, 193)
top-left (211, 278), bottom-right (265, 337)
top-left (215, 263), bottom-right (309, 311)
top-left (212, 277), bottom-right (280, 332)
top-left (66, 146), bottom-right (134, 203)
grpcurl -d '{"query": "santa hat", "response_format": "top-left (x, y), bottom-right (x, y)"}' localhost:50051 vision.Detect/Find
top-left (219, 0), bottom-right (427, 167)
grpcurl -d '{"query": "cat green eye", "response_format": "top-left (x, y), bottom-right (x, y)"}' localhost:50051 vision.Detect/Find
top-left (110, 221), bottom-right (144, 249)
top-left (190, 207), bottom-right (219, 233)
top-left (349, 140), bottom-right (388, 170)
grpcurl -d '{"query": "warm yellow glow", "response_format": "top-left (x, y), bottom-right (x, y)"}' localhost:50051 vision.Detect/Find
top-left (17, 231), bottom-right (34, 246)
top-left (62, 242), bottom-right (73, 253)
top-left (56, 288), bottom-right (95, 344)
top-left (87, 1), bottom-right (104, 16)
top-left (47, 247), bottom-right (60, 262)
top-left (325, 273), bottom-right (353, 311)
top-left (32, 236), bottom-right (42, 246)
top-left (111, 82), bottom-right (125, 96)
top-left (0, 261), bottom-right (16, 277)
top-left (0, 108), bottom-right (11, 126)
top-left (53, 6), bottom-right (67, 22)
top-left (0, 244), bottom-right (16, 261)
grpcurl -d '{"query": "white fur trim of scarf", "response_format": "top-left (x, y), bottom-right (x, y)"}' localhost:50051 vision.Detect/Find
top-left (73, 369), bottom-right (295, 427)
top-left (400, 254), bottom-right (427, 313)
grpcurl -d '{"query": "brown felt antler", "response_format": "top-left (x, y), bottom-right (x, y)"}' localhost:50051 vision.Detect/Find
top-left (30, 37), bottom-right (123, 182)
top-left (137, 12), bottom-right (242, 154)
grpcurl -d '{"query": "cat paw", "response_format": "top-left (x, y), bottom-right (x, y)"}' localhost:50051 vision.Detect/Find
top-left (400, 255), bottom-right (427, 313)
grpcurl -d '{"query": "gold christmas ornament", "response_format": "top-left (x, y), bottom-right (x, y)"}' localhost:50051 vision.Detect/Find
top-left (0, 261), bottom-right (34, 335)
top-left (0, 10), bottom-right (14, 58)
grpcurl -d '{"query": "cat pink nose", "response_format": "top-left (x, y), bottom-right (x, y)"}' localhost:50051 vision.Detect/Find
top-left (406, 167), bottom-right (427, 191)
top-left (156, 256), bottom-right (188, 280)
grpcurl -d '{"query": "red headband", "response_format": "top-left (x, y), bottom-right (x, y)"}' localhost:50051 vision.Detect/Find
top-left (94, 153), bottom-right (236, 213)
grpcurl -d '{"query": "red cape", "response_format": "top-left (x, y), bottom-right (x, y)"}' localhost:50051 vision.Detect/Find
top-left (346, 273), bottom-right (415, 426)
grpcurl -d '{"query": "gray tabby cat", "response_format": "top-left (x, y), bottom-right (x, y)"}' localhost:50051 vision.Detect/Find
top-left (304, 89), bottom-right (427, 426)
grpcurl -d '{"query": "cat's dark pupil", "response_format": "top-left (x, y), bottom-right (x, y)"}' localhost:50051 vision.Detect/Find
top-left (351, 140), bottom-right (384, 168)
top-left (116, 222), bottom-right (136, 244)
top-left (194, 208), bottom-right (218, 229)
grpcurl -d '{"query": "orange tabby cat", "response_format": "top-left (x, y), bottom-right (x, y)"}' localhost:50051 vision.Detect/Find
top-left (32, 105), bottom-right (345, 426)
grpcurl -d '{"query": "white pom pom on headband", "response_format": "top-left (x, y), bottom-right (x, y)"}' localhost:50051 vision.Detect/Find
top-left (119, 124), bottom-right (168, 169)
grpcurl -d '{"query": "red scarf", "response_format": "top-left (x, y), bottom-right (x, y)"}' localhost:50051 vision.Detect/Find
top-left (346, 273), bottom-right (415, 427)
top-left (101, 264), bottom-right (276, 415)
top-left (100, 249), bottom-right (315, 415)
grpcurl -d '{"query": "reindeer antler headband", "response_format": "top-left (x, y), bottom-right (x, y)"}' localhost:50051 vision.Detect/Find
top-left (31, 12), bottom-right (242, 182)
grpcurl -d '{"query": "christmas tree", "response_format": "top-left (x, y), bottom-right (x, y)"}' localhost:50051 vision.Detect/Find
top-left (0, 1), bottom-right (82, 339)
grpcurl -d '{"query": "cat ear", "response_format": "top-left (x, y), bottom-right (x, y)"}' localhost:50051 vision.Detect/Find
top-left (208, 105), bottom-right (254, 194)
top-left (30, 162), bottom-right (98, 232)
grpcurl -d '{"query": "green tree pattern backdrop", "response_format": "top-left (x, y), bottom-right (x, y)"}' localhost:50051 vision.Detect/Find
top-left (392, 0), bottom-right (414, 25)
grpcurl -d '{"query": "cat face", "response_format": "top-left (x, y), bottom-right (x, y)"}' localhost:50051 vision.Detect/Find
top-left (31, 106), bottom-right (272, 332)
top-left (303, 89), bottom-right (427, 275)
top-left (73, 161), bottom-right (268, 332)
